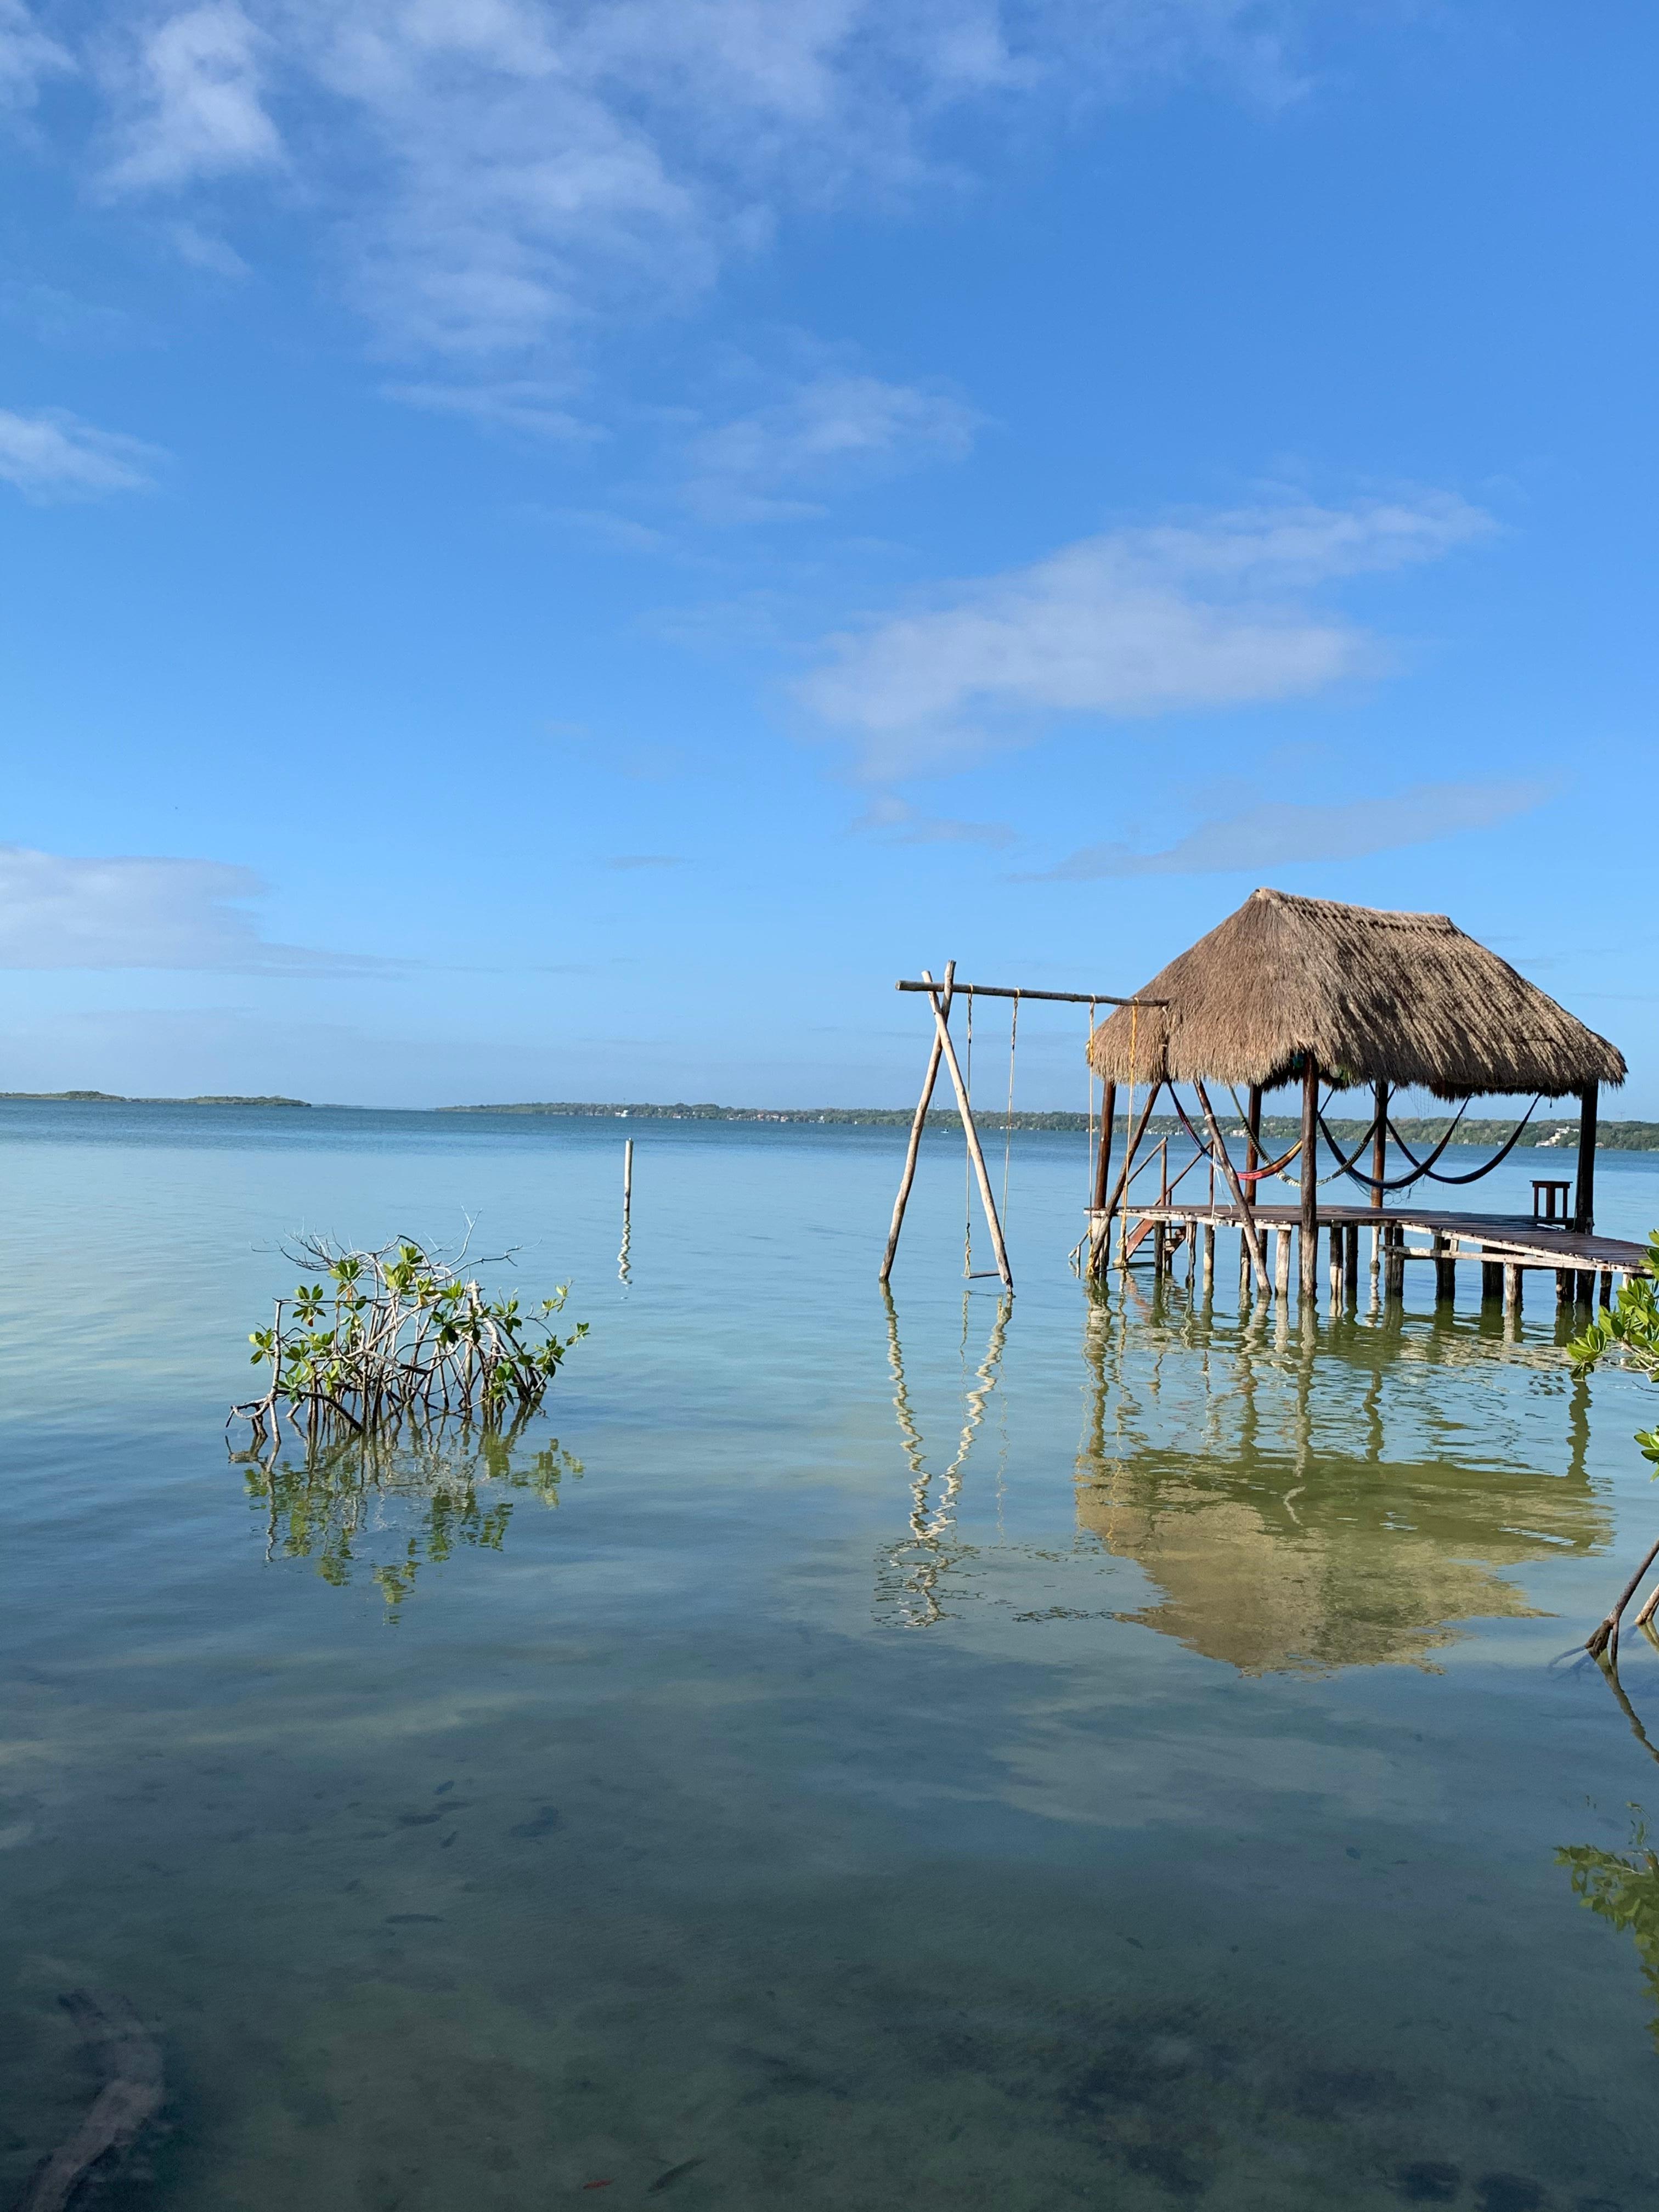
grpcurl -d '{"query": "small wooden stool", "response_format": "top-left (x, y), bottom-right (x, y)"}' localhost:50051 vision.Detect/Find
top-left (1532, 1180), bottom-right (1571, 1226)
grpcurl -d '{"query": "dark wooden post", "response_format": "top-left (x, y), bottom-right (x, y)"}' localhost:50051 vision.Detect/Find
top-left (1092, 1082), bottom-right (1117, 1214)
top-left (1370, 1080), bottom-right (1388, 1212)
top-left (1299, 1059), bottom-right (1319, 1301)
top-left (1088, 1080), bottom-right (1116, 1279)
top-left (1575, 1082), bottom-right (1599, 1234)
top-left (1244, 1083), bottom-right (1262, 1291)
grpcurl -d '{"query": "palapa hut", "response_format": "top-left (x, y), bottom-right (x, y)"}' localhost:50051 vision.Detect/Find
top-left (1086, 888), bottom-right (1626, 1299)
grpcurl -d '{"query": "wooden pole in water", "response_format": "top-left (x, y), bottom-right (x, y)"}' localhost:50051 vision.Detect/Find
top-left (923, 977), bottom-right (1013, 1291)
top-left (1243, 1083), bottom-right (1262, 1295)
top-left (879, 963), bottom-right (955, 1283)
top-left (1370, 1079), bottom-right (1388, 1276)
top-left (1575, 1081), bottom-right (1599, 1234)
top-left (1300, 1059), bottom-right (1320, 1302)
top-left (1090, 1079), bottom-right (1117, 1278)
top-left (623, 1138), bottom-right (633, 1212)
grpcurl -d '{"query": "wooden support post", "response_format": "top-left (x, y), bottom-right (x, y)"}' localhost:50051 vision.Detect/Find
top-left (1239, 1235), bottom-right (1252, 1303)
top-left (1328, 1230), bottom-right (1342, 1310)
top-left (1088, 1079), bottom-right (1117, 1276)
top-left (923, 975), bottom-right (1013, 1291)
top-left (1243, 1082), bottom-right (1262, 1292)
top-left (1556, 1268), bottom-right (1573, 1306)
top-left (1601, 1271), bottom-right (1613, 1308)
top-left (1481, 1261), bottom-right (1503, 1304)
top-left (1274, 1227), bottom-right (1290, 1301)
top-left (881, 962), bottom-right (955, 1283)
top-left (1503, 1263), bottom-right (1521, 1317)
top-left (1344, 1221), bottom-right (1359, 1307)
top-left (1201, 1221), bottom-right (1215, 1294)
top-left (1433, 1232), bottom-right (1455, 1306)
top-left (1370, 1079), bottom-right (1388, 1275)
top-left (1384, 1223), bottom-right (1405, 1302)
top-left (1300, 1060), bottom-right (1319, 1301)
top-left (1575, 1081), bottom-right (1599, 1234)
top-left (623, 1138), bottom-right (633, 1214)
top-left (1154, 1222), bottom-right (1167, 1275)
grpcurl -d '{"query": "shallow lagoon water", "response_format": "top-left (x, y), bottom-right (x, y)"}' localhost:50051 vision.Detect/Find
top-left (4, 1101), bottom-right (1659, 2208)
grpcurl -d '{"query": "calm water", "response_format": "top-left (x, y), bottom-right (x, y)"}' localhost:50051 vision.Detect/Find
top-left (5, 1101), bottom-right (1659, 2209)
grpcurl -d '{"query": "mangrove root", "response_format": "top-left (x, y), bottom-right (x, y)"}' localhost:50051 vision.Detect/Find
top-left (15, 1990), bottom-right (163, 2212)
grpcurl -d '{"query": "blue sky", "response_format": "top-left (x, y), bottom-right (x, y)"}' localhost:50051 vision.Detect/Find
top-left (1, 1), bottom-right (1654, 1110)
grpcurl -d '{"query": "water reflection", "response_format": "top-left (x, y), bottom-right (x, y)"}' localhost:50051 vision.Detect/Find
top-left (1075, 1284), bottom-right (1609, 1675)
top-left (1559, 1814), bottom-right (1659, 2050)
top-left (877, 1288), bottom-right (1011, 1628)
top-left (236, 1423), bottom-right (583, 1615)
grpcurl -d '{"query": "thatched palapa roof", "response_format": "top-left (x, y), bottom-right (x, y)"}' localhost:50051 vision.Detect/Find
top-left (1087, 888), bottom-right (1626, 1101)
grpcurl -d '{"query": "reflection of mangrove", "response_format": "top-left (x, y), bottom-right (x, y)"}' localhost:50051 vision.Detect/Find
top-left (236, 1419), bottom-right (583, 1614)
top-left (877, 1289), bottom-right (1011, 1628)
top-left (1558, 1816), bottom-right (1659, 2051)
top-left (1076, 1283), bottom-right (1609, 1675)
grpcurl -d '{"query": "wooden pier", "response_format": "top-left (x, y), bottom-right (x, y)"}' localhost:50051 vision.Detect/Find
top-left (1090, 1200), bottom-right (1646, 1314)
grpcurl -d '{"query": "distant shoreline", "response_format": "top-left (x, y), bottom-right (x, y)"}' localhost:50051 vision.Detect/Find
top-left (5, 1092), bottom-right (1658, 1150)
top-left (0, 1091), bottom-right (311, 1108)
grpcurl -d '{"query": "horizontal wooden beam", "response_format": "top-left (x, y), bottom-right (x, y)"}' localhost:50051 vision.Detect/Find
top-left (896, 980), bottom-right (1167, 1008)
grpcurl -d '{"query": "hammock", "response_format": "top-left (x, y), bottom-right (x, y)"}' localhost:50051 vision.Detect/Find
top-left (1384, 1098), bottom-right (1544, 1186)
top-left (1314, 1097), bottom-right (1543, 1192)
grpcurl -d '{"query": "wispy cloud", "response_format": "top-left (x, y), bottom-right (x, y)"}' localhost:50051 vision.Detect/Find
top-left (101, 3), bottom-right (284, 193)
top-left (853, 794), bottom-right (1014, 849)
top-left (798, 495), bottom-right (1496, 776)
top-left (684, 373), bottom-right (978, 521)
top-left (0, 0), bottom-right (71, 110)
top-left (0, 407), bottom-right (163, 499)
top-left (385, 380), bottom-right (599, 442)
top-left (59, 2), bottom-right (1317, 361)
top-left (0, 845), bottom-right (388, 972)
top-left (604, 854), bottom-right (682, 870)
top-left (1030, 781), bottom-right (1545, 880)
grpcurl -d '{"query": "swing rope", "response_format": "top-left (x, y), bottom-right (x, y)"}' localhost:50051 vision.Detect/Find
top-left (1086, 998), bottom-right (1098, 1204)
top-left (1000, 993), bottom-right (1019, 1236)
top-left (962, 992), bottom-right (974, 1279)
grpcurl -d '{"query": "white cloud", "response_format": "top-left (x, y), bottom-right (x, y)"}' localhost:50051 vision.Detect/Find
top-left (0, 845), bottom-right (382, 970)
top-left (1033, 780), bottom-right (1545, 879)
top-left (797, 495), bottom-right (1496, 776)
top-left (0, 0), bottom-right (71, 109)
top-left (853, 794), bottom-right (1014, 849)
top-left (102, 3), bottom-right (283, 193)
top-left (385, 379), bottom-right (597, 441)
top-left (685, 373), bottom-right (978, 520)
top-left (70, 2), bottom-right (1314, 356)
top-left (0, 407), bottom-right (163, 498)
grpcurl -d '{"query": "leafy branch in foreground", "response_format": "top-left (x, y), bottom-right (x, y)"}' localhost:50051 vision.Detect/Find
top-left (229, 1232), bottom-right (587, 1458)
top-left (1570, 1231), bottom-right (1659, 1661)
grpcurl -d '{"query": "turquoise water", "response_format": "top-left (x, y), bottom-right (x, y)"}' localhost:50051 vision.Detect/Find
top-left (4, 1101), bottom-right (1659, 2209)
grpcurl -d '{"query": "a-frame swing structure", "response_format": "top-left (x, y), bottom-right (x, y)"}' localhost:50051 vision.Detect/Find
top-left (878, 961), bottom-right (1166, 1294)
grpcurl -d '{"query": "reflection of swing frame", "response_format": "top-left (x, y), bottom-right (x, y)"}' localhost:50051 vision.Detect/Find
top-left (879, 961), bottom-right (1166, 1294)
top-left (879, 1286), bottom-right (1012, 1628)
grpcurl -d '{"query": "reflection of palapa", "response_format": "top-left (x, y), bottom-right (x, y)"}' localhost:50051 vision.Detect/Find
top-left (1075, 1278), bottom-right (1608, 1674)
top-left (1077, 1447), bottom-right (1606, 1675)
